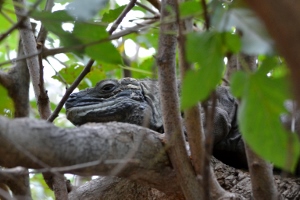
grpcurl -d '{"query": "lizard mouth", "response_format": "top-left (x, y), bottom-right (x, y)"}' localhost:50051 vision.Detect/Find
top-left (65, 90), bottom-right (144, 109)
top-left (66, 95), bottom-right (148, 126)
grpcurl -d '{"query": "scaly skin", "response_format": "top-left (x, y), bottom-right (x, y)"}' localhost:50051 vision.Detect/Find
top-left (65, 77), bottom-right (247, 169)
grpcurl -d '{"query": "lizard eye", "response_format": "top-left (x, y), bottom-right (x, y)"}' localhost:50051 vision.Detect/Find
top-left (100, 83), bottom-right (116, 93)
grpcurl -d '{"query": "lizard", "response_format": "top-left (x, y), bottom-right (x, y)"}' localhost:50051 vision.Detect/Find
top-left (65, 77), bottom-right (248, 170)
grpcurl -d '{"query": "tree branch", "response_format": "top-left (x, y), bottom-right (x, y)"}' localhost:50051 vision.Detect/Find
top-left (156, 0), bottom-right (204, 199)
top-left (13, 0), bottom-right (51, 119)
top-left (0, 116), bottom-right (300, 198)
top-left (108, 0), bottom-right (137, 35)
top-left (47, 59), bottom-right (94, 122)
top-left (0, 71), bottom-right (11, 88)
top-left (175, 0), bottom-right (207, 197)
top-left (36, 0), bottom-right (54, 45)
top-left (48, 0), bottom-right (138, 122)
top-left (0, 117), bottom-right (177, 193)
top-left (68, 176), bottom-right (184, 200)
top-left (42, 21), bottom-right (155, 57)
top-left (0, 0), bottom-right (42, 43)
top-left (0, 167), bottom-right (32, 200)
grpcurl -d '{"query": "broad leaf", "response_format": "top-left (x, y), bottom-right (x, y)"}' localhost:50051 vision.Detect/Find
top-left (31, 10), bottom-right (83, 54)
top-left (73, 23), bottom-right (122, 64)
top-left (181, 32), bottom-right (225, 109)
top-left (223, 32), bottom-right (241, 53)
top-left (179, 1), bottom-right (202, 18)
top-left (31, 10), bottom-right (74, 22)
top-left (257, 56), bottom-right (278, 76)
top-left (0, 85), bottom-right (14, 118)
top-left (52, 64), bottom-right (86, 88)
top-left (102, 5), bottom-right (126, 23)
top-left (231, 67), bottom-right (300, 172)
top-left (230, 71), bottom-right (247, 98)
top-left (131, 57), bottom-right (155, 79)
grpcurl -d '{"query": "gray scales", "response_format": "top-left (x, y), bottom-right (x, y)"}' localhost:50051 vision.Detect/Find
top-left (65, 77), bottom-right (248, 170)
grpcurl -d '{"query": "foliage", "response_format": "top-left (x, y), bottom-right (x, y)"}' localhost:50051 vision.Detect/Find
top-left (0, 0), bottom-right (18, 63)
top-left (231, 57), bottom-right (300, 171)
top-left (0, 85), bottom-right (14, 117)
top-left (181, 31), bottom-right (240, 109)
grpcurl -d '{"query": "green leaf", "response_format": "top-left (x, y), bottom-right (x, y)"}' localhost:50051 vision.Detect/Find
top-left (73, 23), bottom-right (122, 65)
top-left (31, 10), bottom-right (85, 54)
top-left (181, 32), bottom-right (225, 109)
top-left (0, 1), bottom-right (18, 61)
top-left (230, 71), bottom-right (247, 98)
top-left (131, 57), bottom-right (155, 79)
top-left (237, 72), bottom-right (299, 172)
top-left (72, 22), bottom-right (105, 43)
top-left (85, 42), bottom-right (122, 65)
top-left (102, 5), bottom-right (126, 23)
top-left (257, 56), bottom-right (278, 76)
top-left (52, 64), bottom-right (88, 89)
top-left (52, 64), bottom-right (112, 89)
top-left (84, 66), bottom-right (107, 87)
top-left (223, 32), bottom-right (241, 53)
top-left (30, 10), bottom-right (74, 37)
top-left (179, 1), bottom-right (202, 18)
top-left (0, 85), bottom-right (14, 118)
top-left (30, 174), bottom-right (54, 199)
top-left (52, 63), bottom-right (84, 87)
top-left (0, 1), bottom-right (17, 32)
top-left (31, 10), bottom-right (74, 22)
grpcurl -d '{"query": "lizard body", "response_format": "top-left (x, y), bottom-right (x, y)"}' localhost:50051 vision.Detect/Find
top-left (65, 77), bottom-right (247, 169)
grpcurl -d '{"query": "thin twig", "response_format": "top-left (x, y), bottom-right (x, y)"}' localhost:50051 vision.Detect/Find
top-left (136, 2), bottom-right (159, 15)
top-left (108, 0), bottom-right (137, 34)
top-left (46, 57), bottom-right (68, 86)
top-left (48, 0), bottom-right (137, 122)
top-left (201, 0), bottom-right (210, 30)
top-left (36, 0), bottom-right (54, 44)
top-left (0, 10), bottom-right (15, 24)
top-left (156, 0), bottom-right (203, 199)
top-left (0, 0), bottom-right (43, 43)
top-left (47, 59), bottom-right (94, 122)
top-left (0, 49), bottom-right (42, 67)
top-left (175, 0), bottom-right (206, 197)
top-left (203, 92), bottom-right (217, 199)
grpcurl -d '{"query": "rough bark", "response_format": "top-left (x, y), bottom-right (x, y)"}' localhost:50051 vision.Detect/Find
top-left (156, 0), bottom-right (204, 199)
top-left (13, 0), bottom-right (51, 119)
top-left (175, 1), bottom-right (234, 198)
top-left (68, 177), bottom-right (184, 200)
top-left (0, 117), bottom-right (177, 193)
top-left (1, 116), bottom-right (300, 199)
top-left (0, 35), bottom-right (31, 200)
top-left (0, 42), bottom-right (29, 118)
top-left (0, 167), bottom-right (32, 200)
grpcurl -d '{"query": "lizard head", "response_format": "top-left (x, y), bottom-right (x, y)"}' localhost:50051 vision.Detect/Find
top-left (65, 78), bottom-right (164, 133)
